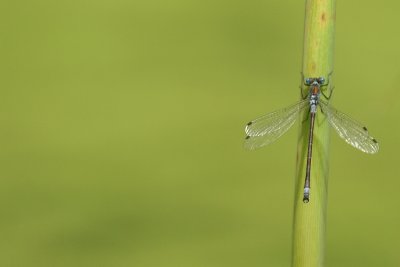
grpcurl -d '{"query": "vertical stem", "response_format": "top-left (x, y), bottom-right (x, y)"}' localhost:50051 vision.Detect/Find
top-left (292, 1), bottom-right (336, 267)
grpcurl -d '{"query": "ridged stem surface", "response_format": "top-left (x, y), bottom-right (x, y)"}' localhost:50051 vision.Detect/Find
top-left (292, 1), bottom-right (336, 266)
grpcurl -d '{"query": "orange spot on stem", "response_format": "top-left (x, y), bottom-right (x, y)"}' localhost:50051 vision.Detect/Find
top-left (321, 12), bottom-right (326, 22)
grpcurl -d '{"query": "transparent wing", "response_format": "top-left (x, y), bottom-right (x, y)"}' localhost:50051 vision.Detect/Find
top-left (244, 99), bottom-right (308, 150)
top-left (320, 101), bottom-right (379, 154)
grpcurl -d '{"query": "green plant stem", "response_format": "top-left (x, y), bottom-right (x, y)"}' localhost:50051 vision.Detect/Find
top-left (292, 1), bottom-right (336, 267)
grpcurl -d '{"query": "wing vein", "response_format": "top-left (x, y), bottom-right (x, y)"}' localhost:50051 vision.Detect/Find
top-left (244, 99), bottom-right (308, 150)
top-left (320, 101), bottom-right (379, 154)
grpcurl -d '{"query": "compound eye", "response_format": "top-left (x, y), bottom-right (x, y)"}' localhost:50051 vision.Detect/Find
top-left (318, 77), bottom-right (325, 84)
top-left (305, 78), bottom-right (311, 85)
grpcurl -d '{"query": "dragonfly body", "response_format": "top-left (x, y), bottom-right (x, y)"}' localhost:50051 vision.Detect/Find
top-left (303, 77), bottom-right (323, 203)
top-left (244, 76), bottom-right (379, 203)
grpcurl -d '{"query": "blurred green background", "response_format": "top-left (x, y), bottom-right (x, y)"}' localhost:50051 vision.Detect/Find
top-left (1, 0), bottom-right (399, 266)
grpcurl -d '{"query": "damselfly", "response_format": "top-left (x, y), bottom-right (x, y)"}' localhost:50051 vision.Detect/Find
top-left (244, 77), bottom-right (379, 203)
